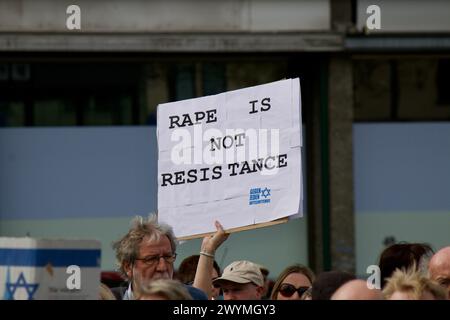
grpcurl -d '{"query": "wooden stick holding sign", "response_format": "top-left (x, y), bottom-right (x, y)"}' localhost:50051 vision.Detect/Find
top-left (177, 218), bottom-right (289, 241)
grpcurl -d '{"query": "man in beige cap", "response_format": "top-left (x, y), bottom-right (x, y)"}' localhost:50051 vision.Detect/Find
top-left (213, 260), bottom-right (264, 300)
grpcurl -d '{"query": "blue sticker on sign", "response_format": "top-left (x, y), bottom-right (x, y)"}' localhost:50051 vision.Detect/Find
top-left (249, 187), bottom-right (271, 205)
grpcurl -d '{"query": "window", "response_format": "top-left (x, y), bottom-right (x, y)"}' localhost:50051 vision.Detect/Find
top-left (353, 57), bottom-right (450, 121)
top-left (0, 58), bottom-right (293, 127)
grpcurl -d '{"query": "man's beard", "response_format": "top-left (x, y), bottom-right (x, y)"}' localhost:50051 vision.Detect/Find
top-left (133, 268), bottom-right (171, 296)
top-left (151, 272), bottom-right (171, 280)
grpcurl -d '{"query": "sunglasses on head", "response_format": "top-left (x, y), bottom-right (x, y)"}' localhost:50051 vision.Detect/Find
top-left (278, 284), bottom-right (310, 298)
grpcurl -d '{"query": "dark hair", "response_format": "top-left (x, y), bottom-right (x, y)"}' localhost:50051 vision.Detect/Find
top-left (378, 242), bottom-right (434, 288)
top-left (311, 271), bottom-right (355, 300)
top-left (176, 255), bottom-right (221, 284)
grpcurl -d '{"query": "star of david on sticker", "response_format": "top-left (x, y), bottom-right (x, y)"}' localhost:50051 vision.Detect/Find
top-left (261, 187), bottom-right (271, 198)
top-left (6, 272), bottom-right (39, 300)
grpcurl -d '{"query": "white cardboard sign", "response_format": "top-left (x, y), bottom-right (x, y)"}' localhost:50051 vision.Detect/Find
top-left (157, 78), bottom-right (303, 238)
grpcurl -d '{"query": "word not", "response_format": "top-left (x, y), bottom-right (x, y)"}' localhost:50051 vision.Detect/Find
top-left (169, 109), bottom-right (217, 129)
top-left (66, 5), bottom-right (81, 30)
top-left (210, 133), bottom-right (246, 151)
top-left (66, 265), bottom-right (81, 290)
top-left (171, 126), bottom-right (280, 166)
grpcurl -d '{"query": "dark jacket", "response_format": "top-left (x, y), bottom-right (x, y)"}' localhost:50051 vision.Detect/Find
top-left (111, 284), bottom-right (208, 300)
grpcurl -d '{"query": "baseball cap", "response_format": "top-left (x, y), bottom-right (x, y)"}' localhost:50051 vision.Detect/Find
top-left (255, 263), bottom-right (269, 277)
top-left (213, 260), bottom-right (264, 287)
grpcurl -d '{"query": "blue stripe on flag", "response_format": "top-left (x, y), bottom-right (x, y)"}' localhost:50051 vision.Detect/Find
top-left (0, 248), bottom-right (100, 267)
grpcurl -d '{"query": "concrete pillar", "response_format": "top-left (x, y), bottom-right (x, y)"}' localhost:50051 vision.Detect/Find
top-left (328, 56), bottom-right (355, 273)
top-left (306, 61), bottom-right (326, 273)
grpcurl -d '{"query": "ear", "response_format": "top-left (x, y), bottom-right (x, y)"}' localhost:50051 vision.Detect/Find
top-left (256, 285), bottom-right (264, 299)
top-left (124, 261), bottom-right (133, 280)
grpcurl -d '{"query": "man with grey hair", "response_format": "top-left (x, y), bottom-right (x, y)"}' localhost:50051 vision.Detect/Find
top-left (112, 214), bottom-right (227, 300)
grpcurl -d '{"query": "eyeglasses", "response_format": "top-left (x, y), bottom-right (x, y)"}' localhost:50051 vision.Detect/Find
top-left (135, 253), bottom-right (177, 266)
top-left (278, 284), bottom-right (310, 298)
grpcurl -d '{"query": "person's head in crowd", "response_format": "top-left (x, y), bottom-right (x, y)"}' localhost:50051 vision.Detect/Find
top-left (311, 271), bottom-right (355, 300)
top-left (177, 254), bottom-right (222, 300)
top-left (428, 246), bottom-right (450, 298)
top-left (331, 279), bottom-right (384, 300)
top-left (378, 242), bottom-right (433, 288)
top-left (113, 214), bottom-right (178, 298)
top-left (99, 283), bottom-right (117, 300)
top-left (270, 264), bottom-right (315, 300)
top-left (213, 260), bottom-right (264, 300)
top-left (138, 279), bottom-right (193, 300)
top-left (383, 267), bottom-right (448, 300)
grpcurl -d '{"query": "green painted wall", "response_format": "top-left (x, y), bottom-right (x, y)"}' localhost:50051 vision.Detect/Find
top-left (355, 211), bottom-right (450, 276)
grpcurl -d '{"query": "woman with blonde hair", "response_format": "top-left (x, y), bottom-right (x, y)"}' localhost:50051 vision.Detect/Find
top-left (270, 264), bottom-right (315, 300)
top-left (383, 267), bottom-right (447, 300)
top-left (99, 283), bottom-right (116, 300)
top-left (138, 279), bottom-right (193, 300)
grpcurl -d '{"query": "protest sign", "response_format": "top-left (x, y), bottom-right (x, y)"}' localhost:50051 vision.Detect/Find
top-left (0, 238), bottom-right (101, 300)
top-left (157, 78), bottom-right (303, 239)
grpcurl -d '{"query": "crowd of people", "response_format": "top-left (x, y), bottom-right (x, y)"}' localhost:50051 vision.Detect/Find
top-left (100, 214), bottom-right (450, 300)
